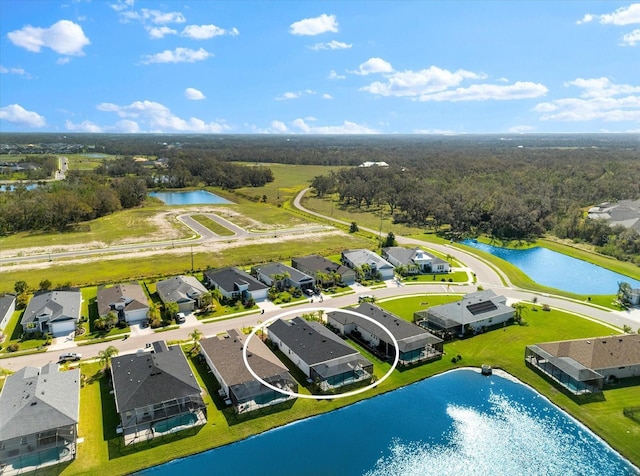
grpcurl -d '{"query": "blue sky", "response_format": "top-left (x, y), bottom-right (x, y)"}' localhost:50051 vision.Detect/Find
top-left (1, 1), bottom-right (639, 134)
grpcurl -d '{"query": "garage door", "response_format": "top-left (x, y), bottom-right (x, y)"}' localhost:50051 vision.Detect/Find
top-left (50, 320), bottom-right (76, 337)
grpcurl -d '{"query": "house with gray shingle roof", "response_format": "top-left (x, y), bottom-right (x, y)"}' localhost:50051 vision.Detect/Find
top-left (588, 199), bottom-right (640, 232)
top-left (292, 255), bottom-right (356, 286)
top-left (268, 317), bottom-right (373, 391)
top-left (97, 282), bottom-right (149, 324)
top-left (21, 290), bottom-right (82, 337)
top-left (0, 363), bottom-right (80, 473)
top-left (525, 334), bottom-right (640, 395)
top-left (203, 267), bottom-right (269, 302)
top-left (328, 303), bottom-right (443, 365)
top-left (251, 263), bottom-right (315, 291)
top-left (200, 329), bottom-right (297, 413)
top-left (341, 249), bottom-right (395, 280)
top-left (0, 293), bottom-right (16, 330)
top-left (414, 289), bottom-right (514, 336)
top-left (155, 276), bottom-right (208, 315)
top-left (111, 341), bottom-right (206, 445)
top-left (382, 246), bottom-right (449, 274)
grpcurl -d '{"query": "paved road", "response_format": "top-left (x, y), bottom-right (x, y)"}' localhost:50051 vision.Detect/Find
top-left (2, 187), bottom-right (638, 371)
top-left (0, 212), bottom-right (334, 265)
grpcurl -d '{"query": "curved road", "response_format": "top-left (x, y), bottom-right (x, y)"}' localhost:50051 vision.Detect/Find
top-left (0, 212), bottom-right (334, 265)
top-left (1, 188), bottom-right (638, 371)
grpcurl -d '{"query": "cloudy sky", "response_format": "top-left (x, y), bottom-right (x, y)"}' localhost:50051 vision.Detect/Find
top-left (1, 1), bottom-right (639, 134)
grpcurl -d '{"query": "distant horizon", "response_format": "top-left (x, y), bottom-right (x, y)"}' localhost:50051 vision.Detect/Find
top-left (1, 1), bottom-right (639, 134)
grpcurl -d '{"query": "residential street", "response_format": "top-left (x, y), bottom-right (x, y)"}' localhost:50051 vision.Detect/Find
top-left (1, 187), bottom-right (638, 371)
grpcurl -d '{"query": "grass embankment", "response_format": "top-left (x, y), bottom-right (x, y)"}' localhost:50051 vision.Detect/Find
top-left (0, 233), bottom-right (373, 292)
top-left (60, 298), bottom-right (639, 475)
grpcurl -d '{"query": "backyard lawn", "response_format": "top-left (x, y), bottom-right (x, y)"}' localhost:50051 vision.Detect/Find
top-left (52, 297), bottom-right (639, 475)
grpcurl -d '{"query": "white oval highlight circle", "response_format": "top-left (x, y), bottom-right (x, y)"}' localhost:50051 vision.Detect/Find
top-left (242, 306), bottom-right (400, 400)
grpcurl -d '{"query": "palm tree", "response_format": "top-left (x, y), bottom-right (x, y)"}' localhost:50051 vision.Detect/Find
top-left (98, 345), bottom-right (119, 371)
top-left (189, 328), bottom-right (203, 352)
top-left (511, 302), bottom-right (528, 324)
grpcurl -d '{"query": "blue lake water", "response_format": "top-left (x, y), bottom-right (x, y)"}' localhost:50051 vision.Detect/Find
top-left (462, 240), bottom-right (640, 295)
top-left (0, 183), bottom-right (39, 192)
top-left (137, 369), bottom-right (638, 476)
top-left (148, 190), bottom-right (232, 205)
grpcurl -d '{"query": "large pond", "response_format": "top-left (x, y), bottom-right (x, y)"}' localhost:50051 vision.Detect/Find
top-left (137, 369), bottom-right (637, 476)
top-left (461, 240), bottom-right (640, 295)
top-left (148, 190), bottom-right (232, 205)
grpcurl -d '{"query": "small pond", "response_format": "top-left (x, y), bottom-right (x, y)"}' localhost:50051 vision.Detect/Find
top-left (0, 183), bottom-right (39, 192)
top-left (148, 190), bottom-right (232, 206)
top-left (461, 240), bottom-right (640, 295)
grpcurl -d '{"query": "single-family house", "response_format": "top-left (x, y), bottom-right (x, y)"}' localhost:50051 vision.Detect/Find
top-left (291, 255), bottom-right (356, 286)
top-left (629, 287), bottom-right (640, 306)
top-left (414, 290), bottom-right (514, 337)
top-left (587, 199), bottom-right (640, 232)
top-left (327, 303), bottom-right (443, 365)
top-left (111, 341), bottom-right (207, 445)
top-left (155, 276), bottom-right (208, 315)
top-left (203, 267), bottom-right (269, 302)
top-left (525, 334), bottom-right (640, 395)
top-left (97, 282), bottom-right (149, 324)
top-left (341, 249), bottom-right (395, 280)
top-left (0, 363), bottom-right (80, 473)
top-left (21, 290), bottom-right (82, 337)
top-left (251, 263), bottom-right (315, 291)
top-left (268, 317), bottom-right (373, 391)
top-left (200, 329), bottom-right (297, 413)
top-left (382, 246), bottom-right (450, 274)
top-left (0, 293), bottom-right (16, 330)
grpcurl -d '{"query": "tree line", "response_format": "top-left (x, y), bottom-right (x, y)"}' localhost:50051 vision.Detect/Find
top-left (0, 174), bottom-right (146, 233)
top-left (311, 153), bottom-right (640, 265)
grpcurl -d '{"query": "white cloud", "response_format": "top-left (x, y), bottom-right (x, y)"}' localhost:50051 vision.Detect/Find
top-left (141, 47), bottom-right (211, 64)
top-left (270, 120), bottom-right (288, 133)
top-left (0, 104), bottom-right (46, 128)
top-left (413, 128), bottom-right (460, 135)
top-left (534, 96), bottom-right (640, 121)
top-left (291, 118), bottom-right (378, 134)
top-left (185, 87), bottom-right (206, 100)
top-left (7, 20), bottom-right (90, 56)
top-left (578, 3), bottom-right (640, 25)
top-left (290, 14), bottom-right (338, 36)
top-left (65, 119), bottom-right (103, 132)
top-left (508, 125), bottom-right (536, 133)
top-left (182, 24), bottom-right (239, 39)
top-left (310, 40), bottom-right (352, 51)
top-left (114, 120), bottom-right (141, 133)
top-left (57, 57), bottom-right (71, 65)
top-left (120, 8), bottom-right (186, 24)
top-left (352, 57), bottom-right (394, 75)
top-left (275, 90), bottom-right (315, 101)
top-left (565, 77), bottom-right (640, 98)
top-left (328, 70), bottom-right (346, 80)
top-left (147, 26), bottom-right (177, 39)
top-left (96, 99), bottom-right (230, 132)
top-left (0, 65), bottom-right (30, 77)
top-left (361, 66), bottom-right (485, 97)
top-left (622, 28), bottom-right (640, 45)
top-left (322, 93), bottom-right (333, 99)
top-left (416, 81), bottom-right (548, 102)
top-left (110, 0), bottom-right (134, 12)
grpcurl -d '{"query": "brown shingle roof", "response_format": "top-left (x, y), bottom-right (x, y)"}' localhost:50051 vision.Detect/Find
top-left (537, 334), bottom-right (640, 370)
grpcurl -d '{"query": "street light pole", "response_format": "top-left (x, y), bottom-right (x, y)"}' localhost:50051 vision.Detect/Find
top-left (191, 245), bottom-right (194, 272)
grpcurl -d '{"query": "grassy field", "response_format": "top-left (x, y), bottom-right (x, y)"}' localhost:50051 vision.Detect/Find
top-left (54, 297), bottom-right (639, 476)
top-left (190, 214), bottom-right (235, 236)
top-left (0, 232), bottom-right (373, 291)
top-left (0, 203), bottom-right (192, 252)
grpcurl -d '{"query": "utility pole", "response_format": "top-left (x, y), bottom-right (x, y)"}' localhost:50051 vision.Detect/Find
top-left (191, 245), bottom-right (194, 272)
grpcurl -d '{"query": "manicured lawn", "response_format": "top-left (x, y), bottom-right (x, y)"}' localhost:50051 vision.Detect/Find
top-left (190, 215), bottom-right (235, 236)
top-left (58, 297), bottom-right (639, 475)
